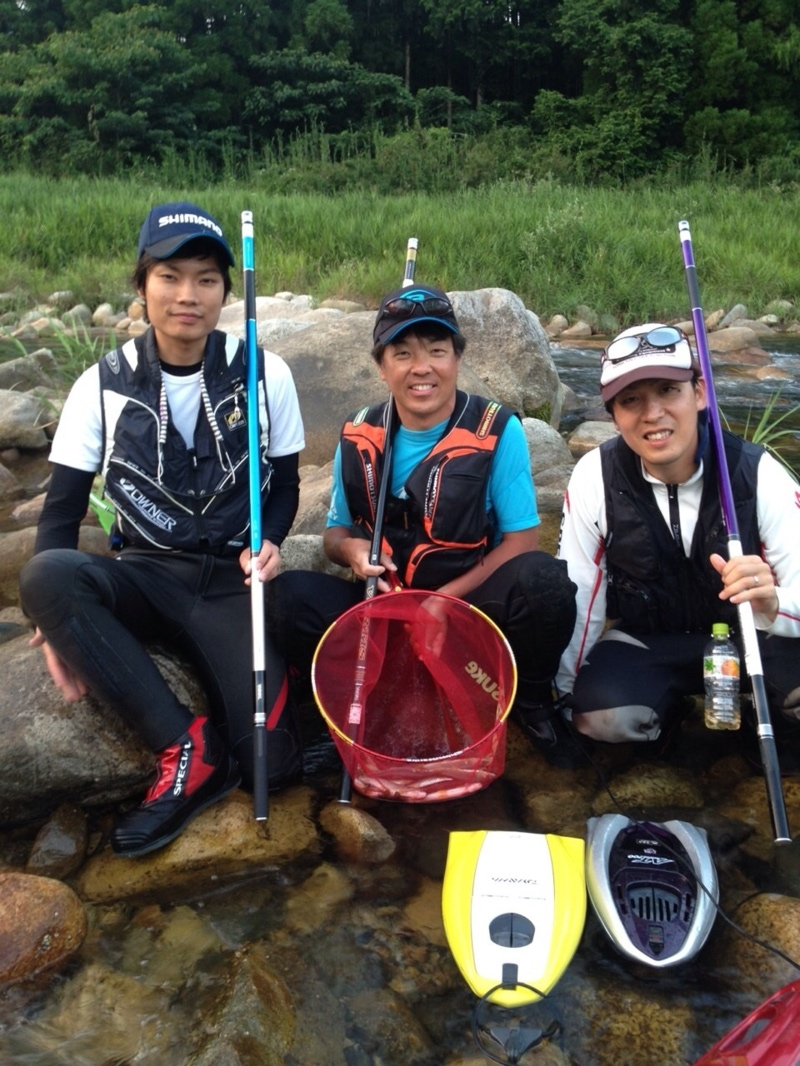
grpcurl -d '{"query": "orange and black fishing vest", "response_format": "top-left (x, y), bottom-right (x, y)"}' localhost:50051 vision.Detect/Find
top-left (340, 391), bottom-right (513, 589)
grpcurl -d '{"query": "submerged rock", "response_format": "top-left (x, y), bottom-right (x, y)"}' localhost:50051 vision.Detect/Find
top-left (0, 872), bottom-right (87, 987)
top-left (25, 802), bottom-right (88, 880)
top-left (75, 787), bottom-right (319, 903)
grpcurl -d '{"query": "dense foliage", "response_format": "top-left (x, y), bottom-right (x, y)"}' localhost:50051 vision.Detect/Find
top-left (0, 0), bottom-right (798, 184)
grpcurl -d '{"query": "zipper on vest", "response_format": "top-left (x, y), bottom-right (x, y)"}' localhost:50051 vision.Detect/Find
top-left (187, 448), bottom-right (199, 495)
top-left (187, 446), bottom-right (208, 544)
top-left (666, 484), bottom-right (685, 556)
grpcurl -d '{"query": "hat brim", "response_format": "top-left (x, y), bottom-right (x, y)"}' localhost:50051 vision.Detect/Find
top-left (601, 364), bottom-right (696, 402)
top-left (376, 316), bottom-right (459, 346)
top-left (143, 232), bottom-right (235, 267)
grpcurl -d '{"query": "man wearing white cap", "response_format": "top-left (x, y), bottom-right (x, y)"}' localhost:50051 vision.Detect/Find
top-left (556, 323), bottom-right (800, 752)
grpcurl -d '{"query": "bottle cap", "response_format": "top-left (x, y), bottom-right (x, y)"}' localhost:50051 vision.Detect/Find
top-left (711, 622), bottom-right (729, 637)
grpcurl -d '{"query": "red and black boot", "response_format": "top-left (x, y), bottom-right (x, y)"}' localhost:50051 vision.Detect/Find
top-left (110, 716), bottom-right (241, 858)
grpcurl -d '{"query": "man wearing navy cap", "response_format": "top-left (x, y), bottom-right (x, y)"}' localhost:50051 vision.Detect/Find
top-left (20, 202), bottom-right (305, 856)
top-left (266, 283), bottom-right (579, 765)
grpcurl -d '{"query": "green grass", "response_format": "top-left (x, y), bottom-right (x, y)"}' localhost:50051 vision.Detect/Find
top-left (730, 390), bottom-right (800, 480)
top-left (1, 174), bottom-right (798, 324)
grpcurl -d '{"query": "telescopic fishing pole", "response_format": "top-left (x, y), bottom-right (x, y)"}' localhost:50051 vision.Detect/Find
top-left (241, 210), bottom-right (269, 822)
top-left (403, 236), bottom-right (418, 286)
top-left (678, 219), bottom-right (791, 845)
top-left (338, 237), bottom-right (418, 805)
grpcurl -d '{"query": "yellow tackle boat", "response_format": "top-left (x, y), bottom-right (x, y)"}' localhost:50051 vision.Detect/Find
top-left (442, 829), bottom-right (586, 1008)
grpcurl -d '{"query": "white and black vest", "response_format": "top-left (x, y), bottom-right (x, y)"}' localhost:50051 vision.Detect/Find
top-left (99, 327), bottom-right (271, 553)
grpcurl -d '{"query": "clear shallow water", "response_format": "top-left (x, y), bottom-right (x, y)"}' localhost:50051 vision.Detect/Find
top-left (2, 708), bottom-right (800, 1064)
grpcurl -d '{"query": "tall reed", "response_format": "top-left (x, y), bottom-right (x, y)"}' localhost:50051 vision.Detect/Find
top-left (1, 175), bottom-right (797, 323)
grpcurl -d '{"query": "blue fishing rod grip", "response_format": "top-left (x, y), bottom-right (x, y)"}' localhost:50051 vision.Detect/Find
top-left (241, 211), bottom-right (261, 551)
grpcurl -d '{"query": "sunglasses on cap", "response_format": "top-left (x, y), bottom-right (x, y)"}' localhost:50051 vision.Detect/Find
top-left (605, 326), bottom-right (685, 364)
top-left (381, 294), bottom-right (454, 318)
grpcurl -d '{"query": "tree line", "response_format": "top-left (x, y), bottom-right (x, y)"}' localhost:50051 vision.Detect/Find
top-left (1, 0), bottom-right (798, 185)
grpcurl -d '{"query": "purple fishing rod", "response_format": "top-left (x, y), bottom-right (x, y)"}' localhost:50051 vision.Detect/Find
top-left (679, 220), bottom-right (790, 845)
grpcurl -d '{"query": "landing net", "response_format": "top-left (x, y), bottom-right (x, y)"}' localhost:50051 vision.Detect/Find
top-left (311, 589), bottom-right (517, 802)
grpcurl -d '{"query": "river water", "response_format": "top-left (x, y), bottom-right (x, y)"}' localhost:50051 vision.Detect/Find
top-left (1, 335), bottom-right (800, 1064)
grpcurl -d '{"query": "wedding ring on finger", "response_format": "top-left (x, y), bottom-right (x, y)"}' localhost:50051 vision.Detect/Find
top-left (753, 574), bottom-right (760, 587)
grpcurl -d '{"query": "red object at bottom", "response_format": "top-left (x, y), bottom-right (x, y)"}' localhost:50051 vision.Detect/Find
top-left (695, 980), bottom-right (800, 1066)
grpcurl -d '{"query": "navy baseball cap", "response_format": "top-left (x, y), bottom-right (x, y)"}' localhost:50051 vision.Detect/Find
top-left (137, 201), bottom-right (235, 266)
top-left (374, 285), bottom-right (460, 345)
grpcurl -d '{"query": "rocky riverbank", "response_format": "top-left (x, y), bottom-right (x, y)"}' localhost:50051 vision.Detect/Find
top-left (1, 288), bottom-right (800, 1065)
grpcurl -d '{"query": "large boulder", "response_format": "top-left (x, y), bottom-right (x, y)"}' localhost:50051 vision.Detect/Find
top-left (75, 787), bottom-right (319, 903)
top-left (0, 349), bottom-right (57, 391)
top-left (0, 636), bottom-right (207, 825)
top-left (523, 417), bottom-right (575, 514)
top-left (0, 390), bottom-right (51, 450)
top-left (448, 288), bottom-right (564, 424)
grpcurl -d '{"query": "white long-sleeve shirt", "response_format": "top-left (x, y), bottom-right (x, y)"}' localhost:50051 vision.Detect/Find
top-left (556, 443), bottom-right (800, 694)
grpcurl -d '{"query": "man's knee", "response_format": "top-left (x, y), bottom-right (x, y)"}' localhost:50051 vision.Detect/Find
top-left (572, 704), bottom-right (661, 744)
top-left (267, 570), bottom-right (327, 638)
top-left (518, 553), bottom-right (577, 613)
top-left (19, 549), bottom-right (81, 617)
top-left (781, 686), bottom-right (800, 720)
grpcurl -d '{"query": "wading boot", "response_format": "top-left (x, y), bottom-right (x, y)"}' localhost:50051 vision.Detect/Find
top-left (514, 693), bottom-right (588, 769)
top-left (111, 716), bottom-right (241, 858)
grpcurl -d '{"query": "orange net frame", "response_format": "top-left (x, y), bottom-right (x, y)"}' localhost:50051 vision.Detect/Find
top-left (311, 589), bottom-right (517, 802)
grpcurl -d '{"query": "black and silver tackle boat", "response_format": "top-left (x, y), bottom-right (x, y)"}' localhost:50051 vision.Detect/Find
top-left (586, 813), bottom-right (718, 968)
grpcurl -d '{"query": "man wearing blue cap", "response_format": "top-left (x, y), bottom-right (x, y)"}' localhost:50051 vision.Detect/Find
top-left (20, 202), bottom-right (306, 856)
top-left (266, 283), bottom-right (578, 765)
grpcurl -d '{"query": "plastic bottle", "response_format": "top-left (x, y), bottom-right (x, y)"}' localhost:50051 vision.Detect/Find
top-left (703, 623), bottom-right (741, 730)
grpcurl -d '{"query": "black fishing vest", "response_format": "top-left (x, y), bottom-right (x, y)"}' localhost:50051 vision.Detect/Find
top-left (340, 391), bottom-right (513, 589)
top-left (98, 327), bottom-right (271, 552)
top-left (600, 431), bottom-right (763, 634)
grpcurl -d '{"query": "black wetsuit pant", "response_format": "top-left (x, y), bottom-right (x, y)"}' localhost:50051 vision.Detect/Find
top-left (19, 548), bottom-right (301, 791)
top-left (267, 551), bottom-right (577, 714)
top-left (571, 627), bottom-right (800, 746)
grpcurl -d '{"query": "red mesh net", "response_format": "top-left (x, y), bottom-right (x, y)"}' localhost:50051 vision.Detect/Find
top-left (312, 589), bottom-right (517, 802)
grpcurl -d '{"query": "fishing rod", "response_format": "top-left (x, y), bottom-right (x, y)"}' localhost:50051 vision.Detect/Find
top-left (338, 236), bottom-right (418, 805)
top-left (678, 219), bottom-right (790, 846)
top-left (241, 210), bottom-right (269, 821)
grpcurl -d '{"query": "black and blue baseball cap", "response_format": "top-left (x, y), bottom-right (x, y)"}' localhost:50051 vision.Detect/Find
top-left (137, 201), bottom-right (235, 266)
top-left (374, 285), bottom-right (460, 345)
